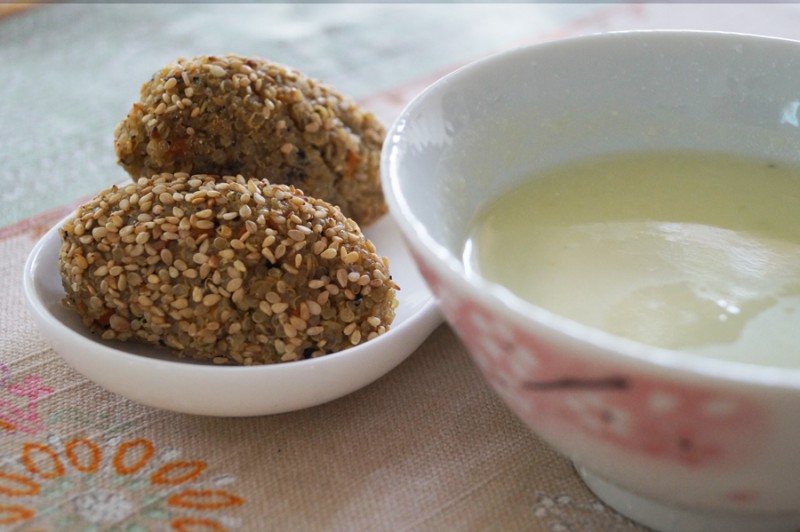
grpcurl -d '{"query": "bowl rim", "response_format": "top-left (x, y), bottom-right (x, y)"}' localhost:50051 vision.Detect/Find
top-left (381, 29), bottom-right (800, 390)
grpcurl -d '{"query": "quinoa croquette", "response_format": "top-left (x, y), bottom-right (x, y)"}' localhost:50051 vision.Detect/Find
top-left (58, 173), bottom-right (398, 365)
top-left (114, 54), bottom-right (387, 226)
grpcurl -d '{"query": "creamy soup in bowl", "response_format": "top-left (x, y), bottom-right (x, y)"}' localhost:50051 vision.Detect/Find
top-left (463, 150), bottom-right (800, 368)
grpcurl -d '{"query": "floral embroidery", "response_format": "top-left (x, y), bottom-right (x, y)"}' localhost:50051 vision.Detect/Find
top-left (0, 434), bottom-right (244, 530)
top-left (0, 363), bottom-right (53, 437)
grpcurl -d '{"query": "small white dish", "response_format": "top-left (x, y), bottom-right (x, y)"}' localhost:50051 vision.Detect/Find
top-left (23, 213), bottom-right (441, 417)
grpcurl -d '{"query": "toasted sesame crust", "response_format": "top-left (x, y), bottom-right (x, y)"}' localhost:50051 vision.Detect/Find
top-left (113, 54), bottom-right (387, 225)
top-left (59, 173), bottom-right (398, 365)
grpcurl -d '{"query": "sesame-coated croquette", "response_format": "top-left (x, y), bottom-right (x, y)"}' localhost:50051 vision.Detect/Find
top-left (58, 173), bottom-right (398, 365)
top-left (114, 54), bottom-right (387, 225)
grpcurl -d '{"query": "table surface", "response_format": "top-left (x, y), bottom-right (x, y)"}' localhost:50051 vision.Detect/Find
top-left (2, 4), bottom-right (800, 531)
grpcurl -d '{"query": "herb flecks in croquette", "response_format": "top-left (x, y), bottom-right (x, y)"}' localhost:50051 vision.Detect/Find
top-left (114, 54), bottom-right (387, 225)
top-left (59, 173), bottom-right (398, 365)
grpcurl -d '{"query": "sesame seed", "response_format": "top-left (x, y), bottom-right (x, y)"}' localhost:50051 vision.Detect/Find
top-left (109, 314), bottom-right (130, 332)
top-left (261, 247), bottom-right (276, 263)
top-left (226, 278), bottom-right (243, 292)
top-left (192, 286), bottom-right (204, 303)
top-left (208, 64), bottom-right (226, 77)
top-left (203, 293), bottom-right (223, 307)
top-left (307, 300), bottom-right (322, 315)
top-left (232, 288), bottom-right (245, 305)
top-left (73, 254), bottom-right (88, 270)
top-left (287, 229), bottom-right (306, 242)
top-left (289, 316), bottom-right (307, 331)
top-left (108, 215), bottom-right (124, 229)
top-left (265, 291), bottom-right (281, 304)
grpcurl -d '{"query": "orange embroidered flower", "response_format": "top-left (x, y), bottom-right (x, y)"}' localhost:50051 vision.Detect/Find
top-left (0, 435), bottom-right (245, 529)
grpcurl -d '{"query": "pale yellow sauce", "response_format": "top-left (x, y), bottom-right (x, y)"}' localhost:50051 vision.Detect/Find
top-left (463, 151), bottom-right (800, 367)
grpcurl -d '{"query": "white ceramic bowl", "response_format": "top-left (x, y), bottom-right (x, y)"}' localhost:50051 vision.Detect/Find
top-left (24, 213), bottom-right (440, 417)
top-left (382, 31), bottom-right (800, 532)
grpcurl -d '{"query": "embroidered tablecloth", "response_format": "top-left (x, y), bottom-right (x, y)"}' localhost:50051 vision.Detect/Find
top-left (2, 3), bottom-right (799, 530)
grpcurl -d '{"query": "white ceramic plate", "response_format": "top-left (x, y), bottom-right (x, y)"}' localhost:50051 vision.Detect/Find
top-left (23, 213), bottom-right (441, 416)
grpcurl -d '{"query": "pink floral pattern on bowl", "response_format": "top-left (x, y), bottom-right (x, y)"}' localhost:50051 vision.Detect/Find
top-left (421, 260), bottom-right (767, 471)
